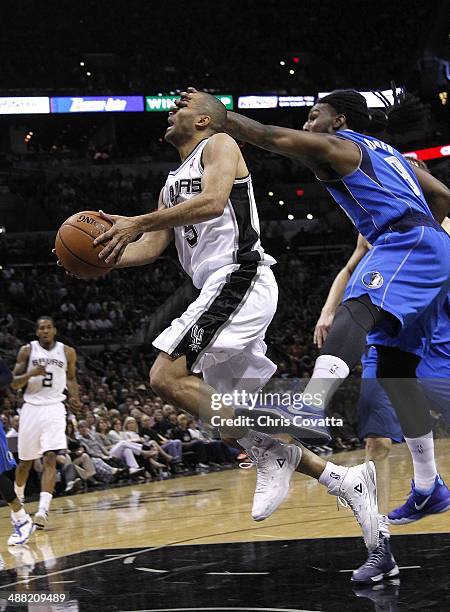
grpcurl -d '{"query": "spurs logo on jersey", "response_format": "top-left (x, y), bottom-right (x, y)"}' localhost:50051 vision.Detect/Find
top-left (24, 341), bottom-right (68, 405)
top-left (162, 137), bottom-right (276, 288)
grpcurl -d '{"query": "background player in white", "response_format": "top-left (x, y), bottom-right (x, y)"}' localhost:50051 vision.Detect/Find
top-left (11, 316), bottom-right (80, 528)
top-left (92, 92), bottom-right (380, 553)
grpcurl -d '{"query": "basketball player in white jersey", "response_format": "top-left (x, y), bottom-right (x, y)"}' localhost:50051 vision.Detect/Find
top-left (91, 92), bottom-right (379, 551)
top-left (11, 316), bottom-right (80, 528)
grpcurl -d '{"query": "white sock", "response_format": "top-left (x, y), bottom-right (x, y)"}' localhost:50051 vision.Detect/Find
top-left (39, 491), bottom-right (53, 513)
top-left (404, 431), bottom-right (437, 493)
top-left (318, 462), bottom-right (348, 487)
top-left (15, 483), bottom-right (25, 500)
top-left (379, 514), bottom-right (390, 539)
top-left (313, 355), bottom-right (350, 379)
top-left (300, 355), bottom-right (350, 412)
top-left (11, 507), bottom-right (27, 522)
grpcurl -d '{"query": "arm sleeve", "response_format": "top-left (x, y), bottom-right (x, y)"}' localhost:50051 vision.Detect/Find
top-left (0, 359), bottom-right (13, 389)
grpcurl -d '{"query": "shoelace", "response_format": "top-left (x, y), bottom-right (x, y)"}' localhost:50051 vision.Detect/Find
top-left (364, 543), bottom-right (385, 567)
top-left (249, 448), bottom-right (273, 493)
top-left (336, 492), bottom-right (362, 525)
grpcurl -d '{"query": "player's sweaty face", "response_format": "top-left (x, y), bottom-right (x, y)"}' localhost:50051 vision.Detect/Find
top-left (36, 320), bottom-right (56, 343)
top-left (303, 104), bottom-right (336, 134)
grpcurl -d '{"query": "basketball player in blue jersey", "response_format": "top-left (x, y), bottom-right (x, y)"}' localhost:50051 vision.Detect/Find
top-left (92, 92), bottom-right (380, 552)
top-left (316, 215), bottom-right (450, 582)
top-left (0, 358), bottom-right (36, 545)
top-left (174, 89), bottom-right (450, 536)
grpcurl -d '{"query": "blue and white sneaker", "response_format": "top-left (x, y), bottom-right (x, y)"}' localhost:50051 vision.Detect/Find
top-left (7, 514), bottom-right (36, 546)
top-left (388, 474), bottom-right (450, 525)
top-left (352, 533), bottom-right (399, 583)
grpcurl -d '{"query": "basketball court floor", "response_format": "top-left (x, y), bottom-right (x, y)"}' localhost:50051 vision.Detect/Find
top-left (0, 440), bottom-right (448, 611)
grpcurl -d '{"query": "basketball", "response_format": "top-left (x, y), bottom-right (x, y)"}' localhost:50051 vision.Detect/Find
top-left (55, 210), bottom-right (114, 278)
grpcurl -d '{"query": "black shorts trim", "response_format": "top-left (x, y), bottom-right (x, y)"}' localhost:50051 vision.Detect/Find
top-left (171, 263), bottom-right (259, 371)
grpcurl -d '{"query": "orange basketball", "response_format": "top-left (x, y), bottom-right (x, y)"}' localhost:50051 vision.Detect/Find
top-left (55, 211), bottom-right (114, 278)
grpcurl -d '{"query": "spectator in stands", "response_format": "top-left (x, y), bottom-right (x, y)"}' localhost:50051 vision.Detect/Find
top-left (171, 414), bottom-right (210, 470)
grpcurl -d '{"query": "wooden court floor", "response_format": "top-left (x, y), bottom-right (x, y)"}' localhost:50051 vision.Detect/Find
top-left (0, 439), bottom-right (448, 571)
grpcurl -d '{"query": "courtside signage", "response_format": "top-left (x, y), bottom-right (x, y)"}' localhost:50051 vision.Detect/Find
top-left (318, 88), bottom-right (403, 108)
top-left (404, 144), bottom-right (450, 161)
top-left (50, 96), bottom-right (144, 113)
top-left (238, 96), bottom-right (278, 109)
top-left (146, 94), bottom-right (233, 112)
top-left (0, 97), bottom-right (50, 114)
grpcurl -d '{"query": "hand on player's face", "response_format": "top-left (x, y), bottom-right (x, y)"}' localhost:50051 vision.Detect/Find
top-left (175, 87), bottom-right (198, 109)
top-left (94, 210), bottom-right (140, 264)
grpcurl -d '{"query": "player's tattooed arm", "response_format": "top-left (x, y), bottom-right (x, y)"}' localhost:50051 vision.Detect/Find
top-left (95, 134), bottom-right (240, 264)
top-left (10, 345), bottom-right (45, 389)
top-left (65, 346), bottom-right (81, 412)
top-left (410, 165), bottom-right (450, 223)
top-left (314, 234), bottom-right (371, 348)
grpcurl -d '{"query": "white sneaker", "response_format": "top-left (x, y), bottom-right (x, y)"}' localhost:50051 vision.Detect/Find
top-left (327, 461), bottom-right (379, 551)
top-left (33, 510), bottom-right (48, 530)
top-left (8, 514), bottom-right (36, 546)
top-left (250, 440), bottom-right (301, 521)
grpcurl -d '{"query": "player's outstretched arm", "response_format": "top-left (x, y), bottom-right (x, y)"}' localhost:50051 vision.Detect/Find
top-left (411, 165), bottom-right (450, 223)
top-left (10, 345), bottom-right (46, 389)
top-left (225, 113), bottom-right (361, 179)
top-left (95, 133), bottom-right (240, 264)
top-left (313, 235), bottom-right (371, 348)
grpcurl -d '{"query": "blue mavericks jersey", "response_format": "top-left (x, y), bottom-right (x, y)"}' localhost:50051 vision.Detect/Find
top-left (322, 130), bottom-right (433, 243)
top-left (430, 293), bottom-right (450, 348)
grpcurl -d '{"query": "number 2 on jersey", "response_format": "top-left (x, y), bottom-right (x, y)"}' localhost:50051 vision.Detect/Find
top-left (384, 155), bottom-right (421, 197)
top-left (42, 372), bottom-right (53, 387)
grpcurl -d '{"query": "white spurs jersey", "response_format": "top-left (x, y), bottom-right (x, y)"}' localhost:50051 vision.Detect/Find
top-left (162, 138), bottom-right (276, 288)
top-left (23, 341), bottom-right (68, 405)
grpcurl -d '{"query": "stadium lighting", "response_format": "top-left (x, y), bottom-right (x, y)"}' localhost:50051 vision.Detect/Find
top-left (80, 61), bottom-right (85, 66)
top-left (307, 213), bottom-right (314, 220)
top-left (288, 214), bottom-right (294, 220)
top-left (280, 61), bottom-right (285, 66)
top-left (0, 226), bottom-right (5, 234)
top-left (289, 69), bottom-right (295, 75)
top-left (86, 72), bottom-right (92, 76)
top-left (278, 200), bottom-right (284, 205)
top-left (268, 191), bottom-right (274, 196)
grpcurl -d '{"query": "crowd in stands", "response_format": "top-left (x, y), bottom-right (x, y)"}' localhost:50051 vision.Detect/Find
top-left (0, 1), bottom-right (433, 94)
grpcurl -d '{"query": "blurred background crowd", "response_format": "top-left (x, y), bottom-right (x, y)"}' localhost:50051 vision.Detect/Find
top-left (0, 0), bottom-right (449, 498)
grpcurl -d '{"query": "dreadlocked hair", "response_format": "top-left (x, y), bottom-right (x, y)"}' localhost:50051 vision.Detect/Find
top-left (319, 89), bottom-right (371, 132)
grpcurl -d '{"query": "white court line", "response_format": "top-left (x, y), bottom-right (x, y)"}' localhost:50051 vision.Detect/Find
top-left (339, 565), bottom-right (421, 573)
top-left (207, 572), bottom-right (269, 576)
top-left (121, 608), bottom-right (321, 612)
top-left (123, 557), bottom-right (136, 565)
top-left (136, 568), bottom-right (169, 573)
top-left (0, 544), bottom-right (168, 589)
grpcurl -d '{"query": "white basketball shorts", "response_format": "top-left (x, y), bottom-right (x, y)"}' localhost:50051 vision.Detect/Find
top-left (153, 262), bottom-right (278, 394)
top-left (18, 402), bottom-right (67, 460)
